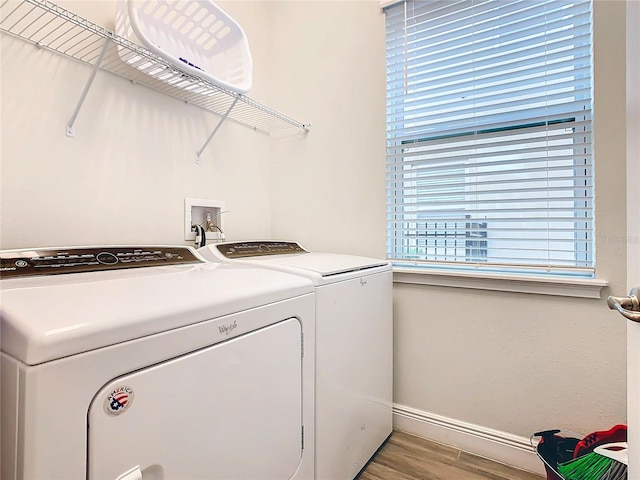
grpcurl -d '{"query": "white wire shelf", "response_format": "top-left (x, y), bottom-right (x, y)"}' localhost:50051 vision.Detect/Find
top-left (0, 0), bottom-right (310, 146)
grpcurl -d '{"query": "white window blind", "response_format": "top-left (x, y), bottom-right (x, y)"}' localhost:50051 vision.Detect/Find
top-left (385, 0), bottom-right (593, 277)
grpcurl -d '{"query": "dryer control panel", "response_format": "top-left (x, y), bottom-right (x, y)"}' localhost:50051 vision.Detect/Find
top-left (0, 246), bottom-right (203, 278)
top-left (216, 241), bottom-right (308, 259)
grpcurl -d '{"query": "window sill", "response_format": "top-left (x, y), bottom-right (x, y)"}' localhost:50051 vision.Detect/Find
top-left (393, 267), bottom-right (609, 299)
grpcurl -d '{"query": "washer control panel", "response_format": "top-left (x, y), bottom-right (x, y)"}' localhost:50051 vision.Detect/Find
top-left (216, 241), bottom-right (307, 259)
top-left (0, 246), bottom-right (203, 278)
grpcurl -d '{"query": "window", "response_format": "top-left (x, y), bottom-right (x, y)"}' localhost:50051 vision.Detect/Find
top-left (385, 0), bottom-right (593, 277)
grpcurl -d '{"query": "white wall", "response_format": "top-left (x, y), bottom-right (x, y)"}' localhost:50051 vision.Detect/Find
top-left (267, 1), bottom-right (387, 259)
top-left (266, 0), bottom-right (629, 460)
top-left (0, 0), bottom-right (275, 249)
top-left (0, 0), bottom-right (630, 471)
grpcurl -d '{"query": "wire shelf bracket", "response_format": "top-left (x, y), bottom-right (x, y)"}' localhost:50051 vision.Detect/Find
top-left (196, 97), bottom-right (239, 165)
top-left (0, 0), bottom-right (311, 159)
top-left (66, 36), bottom-right (111, 137)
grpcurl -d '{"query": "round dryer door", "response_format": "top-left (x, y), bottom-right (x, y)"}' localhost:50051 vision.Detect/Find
top-left (87, 318), bottom-right (304, 480)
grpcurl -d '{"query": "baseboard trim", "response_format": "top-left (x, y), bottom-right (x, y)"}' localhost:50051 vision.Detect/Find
top-left (392, 404), bottom-right (546, 476)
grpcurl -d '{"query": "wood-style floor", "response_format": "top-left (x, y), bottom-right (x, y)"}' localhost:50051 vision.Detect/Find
top-left (359, 430), bottom-right (545, 480)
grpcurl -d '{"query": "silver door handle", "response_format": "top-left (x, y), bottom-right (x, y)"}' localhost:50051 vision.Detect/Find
top-left (608, 287), bottom-right (640, 323)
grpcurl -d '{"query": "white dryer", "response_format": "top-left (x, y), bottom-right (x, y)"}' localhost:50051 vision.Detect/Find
top-left (198, 241), bottom-right (393, 480)
top-left (0, 245), bottom-right (315, 480)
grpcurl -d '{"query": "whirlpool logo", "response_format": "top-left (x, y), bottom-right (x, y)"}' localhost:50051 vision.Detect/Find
top-left (218, 320), bottom-right (238, 335)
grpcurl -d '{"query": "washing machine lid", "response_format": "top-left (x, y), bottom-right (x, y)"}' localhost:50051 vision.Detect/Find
top-left (202, 241), bottom-right (390, 279)
top-left (248, 252), bottom-right (389, 277)
top-left (0, 245), bottom-right (313, 365)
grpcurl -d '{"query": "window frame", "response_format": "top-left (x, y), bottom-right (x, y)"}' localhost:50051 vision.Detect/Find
top-left (384, 0), bottom-right (599, 289)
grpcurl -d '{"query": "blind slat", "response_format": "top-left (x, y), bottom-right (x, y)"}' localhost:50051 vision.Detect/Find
top-left (385, 0), bottom-right (593, 274)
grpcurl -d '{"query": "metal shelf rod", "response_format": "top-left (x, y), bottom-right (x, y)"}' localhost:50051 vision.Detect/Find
top-left (66, 37), bottom-right (111, 137)
top-left (196, 97), bottom-right (240, 164)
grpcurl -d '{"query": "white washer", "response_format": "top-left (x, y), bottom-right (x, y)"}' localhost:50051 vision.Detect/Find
top-left (198, 241), bottom-right (393, 480)
top-left (0, 245), bottom-right (315, 480)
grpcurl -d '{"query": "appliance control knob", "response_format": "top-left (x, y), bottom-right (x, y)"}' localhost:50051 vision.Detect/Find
top-left (96, 252), bottom-right (119, 265)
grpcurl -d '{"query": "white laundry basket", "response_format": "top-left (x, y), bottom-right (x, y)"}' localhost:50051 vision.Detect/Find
top-left (116, 0), bottom-right (253, 94)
